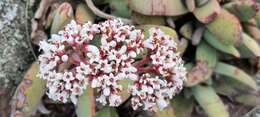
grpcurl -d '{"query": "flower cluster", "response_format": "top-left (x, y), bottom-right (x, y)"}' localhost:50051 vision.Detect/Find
top-left (38, 20), bottom-right (99, 104)
top-left (38, 19), bottom-right (186, 110)
top-left (129, 28), bottom-right (186, 110)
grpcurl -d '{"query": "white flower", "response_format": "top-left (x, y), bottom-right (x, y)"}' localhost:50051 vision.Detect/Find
top-left (38, 19), bottom-right (186, 110)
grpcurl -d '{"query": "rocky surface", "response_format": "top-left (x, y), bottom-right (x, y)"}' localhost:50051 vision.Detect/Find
top-left (0, 0), bottom-right (34, 116)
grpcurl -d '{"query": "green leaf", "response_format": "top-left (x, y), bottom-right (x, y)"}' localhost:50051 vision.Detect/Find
top-left (203, 30), bottom-right (240, 57)
top-left (11, 63), bottom-right (46, 117)
top-left (196, 41), bottom-right (217, 68)
top-left (118, 79), bottom-right (132, 104)
top-left (75, 3), bottom-right (95, 24)
top-left (224, 1), bottom-right (260, 22)
top-left (155, 106), bottom-right (176, 117)
top-left (131, 11), bottom-right (166, 25)
top-left (206, 9), bottom-right (242, 45)
top-left (235, 93), bottom-right (260, 106)
top-left (51, 2), bottom-right (74, 34)
top-left (193, 0), bottom-right (221, 23)
top-left (214, 62), bottom-right (258, 90)
top-left (76, 87), bottom-right (96, 117)
top-left (96, 107), bottom-right (119, 117)
top-left (170, 94), bottom-right (194, 117)
top-left (179, 22), bottom-right (194, 39)
top-left (239, 33), bottom-right (260, 57)
top-left (192, 85), bottom-right (229, 117)
top-left (185, 41), bottom-right (217, 87)
top-left (110, 0), bottom-right (131, 18)
top-left (128, 0), bottom-right (188, 16)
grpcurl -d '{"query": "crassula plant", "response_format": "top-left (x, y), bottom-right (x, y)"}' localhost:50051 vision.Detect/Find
top-left (38, 19), bottom-right (186, 111)
top-left (10, 0), bottom-right (260, 117)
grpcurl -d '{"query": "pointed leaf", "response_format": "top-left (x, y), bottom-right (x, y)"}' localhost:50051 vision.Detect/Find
top-left (203, 30), bottom-right (240, 57)
top-left (235, 93), bottom-right (260, 106)
top-left (75, 3), bottom-right (94, 24)
top-left (96, 107), bottom-right (119, 117)
top-left (196, 41), bottom-right (217, 68)
top-left (118, 79), bottom-right (132, 104)
top-left (192, 85), bottom-right (229, 117)
top-left (215, 62), bottom-right (258, 90)
top-left (76, 87), bottom-right (96, 117)
top-left (11, 63), bottom-right (46, 117)
top-left (155, 106), bottom-right (176, 117)
top-left (240, 33), bottom-right (260, 57)
top-left (170, 94), bottom-right (194, 117)
top-left (51, 2), bottom-right (74, 34)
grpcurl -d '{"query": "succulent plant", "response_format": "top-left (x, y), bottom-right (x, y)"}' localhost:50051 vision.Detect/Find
top-left (11, 0), bottom-right (260, 117)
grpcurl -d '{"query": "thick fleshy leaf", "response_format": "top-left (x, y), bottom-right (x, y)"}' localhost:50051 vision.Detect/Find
top-left (224, 0), bottom-right (260, 22)
top-left (196, 41), bottom-right (217, 68)
top-left (192, 85), bottom-right (229, 117)
top-left (239, 33), bottom-right (260, 57)
top-left (184, 0), bottom-right (196, 12)
top-left (118, 79), bottom-right (132, 104)
top-left (178, 38), bottom-right (189, 55)
top-left (76, 87), bottom-right (96, 117)
top-left (131, 11), bottom-right (166, 25)
top-left (179, 22), bottom-right (194, 39)
top-left (11, 63), bottom-right (46, 117)
top-left (244, 21), bottom-right (260, 41)
top-left (185, 41), bottom-right (217, 87)
top-left (170, 94), bottom-right (194, 117)
top-left (110, 0), bottom-right (131, 18)
top-left (213, 76), bottom-right (255, 97)
top-left (255, 11), bottom-right (260, 28)
top-left (128, 0), bottom-right (188, 16)
top-left (75, 3), bottom-right (94, 24)
top-left (51, 2), bottom-right (74, 34)
top-left (215, 62), bottom-right (258, 90)
top-left (155, 106), bottom-right (176, 117)
top-left (193, 0), bottom-right (221, 23)
top-left (203, 30), bottom-right (240, 57)
top-left (96, 107), bottom-right (119, 117)
top-left (234, 93), bottom-right (260, 106)
top-left (206, 9), bottom-right (242, 45)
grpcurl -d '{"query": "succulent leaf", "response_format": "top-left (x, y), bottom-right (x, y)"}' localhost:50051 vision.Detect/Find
top-left (206, 9), bottom-right (242, 45)
top-left (193, 0), bottom-right (221, 23)
top-left (184, 0), bottom-right (196, 12)
top-left (76, 87), bottom-right (96, 117)
top-left (131, 11), bottom-right (166, 25)
top-left (179, 22), bottom-right (194, 39)
top-left (128, 0), bottom-right (188, 16)
top-left (170, 94), bottom-right (194, 117)
top-left (11, 63), bottom-right (46, 117)
top-left (214, 62), bottom-right (258, 90)
top-left (224, 0), bottom-right (260, 22)
top-left (155, 106), bottom-right (176, 117)
top-left (110, 0), bottom-right (131, 18)
top-left (192, 85), bottom-right (229, 117)
top-left (75, 3), bottom-right (94, 24)
top-left (51, 2), bottom-right (74, 34)
top-left (239, 33), bottom-right (260, 57)
top-left (203, 30), bottom-right (240, 57)
top-left (96, 107), bottom-right (119, 117)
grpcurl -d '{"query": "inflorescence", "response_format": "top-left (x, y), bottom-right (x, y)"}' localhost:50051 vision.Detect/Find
top-left (38, 19), bottom-right (186, 111)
